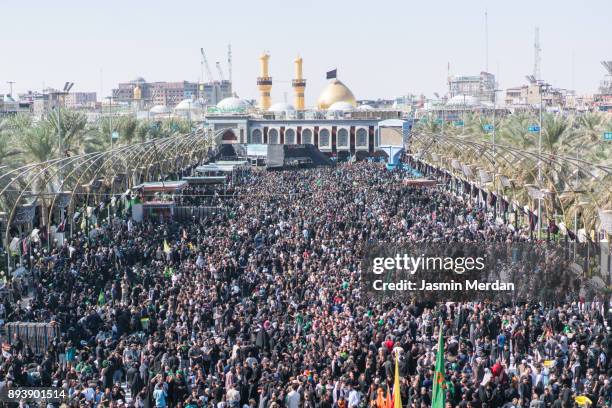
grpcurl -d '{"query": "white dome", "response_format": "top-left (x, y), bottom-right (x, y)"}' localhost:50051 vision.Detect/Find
top-left (268, 102), bottom-right (295, 112)
top-left (174, 99), bottom-right (203, 111)
top-left (217, 97), bottom-right (248, 112)
top-left (447, 94), bottom-right (480, 107)
top-left (357, 104), bottom-right (374, 111)
top-left (150, 105), bottom-right (170, 114)
top-left (327, 101), bottom-right (354, 112)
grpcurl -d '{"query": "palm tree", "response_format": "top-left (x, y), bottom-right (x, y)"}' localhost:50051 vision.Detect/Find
top-left (496, 112), bottom-right (534, 150)
top-left (83, 117), bottom-right (113, 153)
top-left (136, 121), bottom-right (151, 142)
top-left (0, 118), bottom-right (21, 169)
top-left (20, 123), bottom-right (57, 163)
top-left (571, 112), bottom-right (612, 163)
top-left (462, 111), bottom-right (492, 142)
top-left (17, 123), bottom-right (60, 227)
top-left (117, 116), bottom-right (139, 145)
top-left (43, 108), bottom-right (88, 156)
top-left (161, 117), bottom-right (190, 137)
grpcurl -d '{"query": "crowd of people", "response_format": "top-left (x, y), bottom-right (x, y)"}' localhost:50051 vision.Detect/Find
top-left (0, 161), bottom-right (610, 408)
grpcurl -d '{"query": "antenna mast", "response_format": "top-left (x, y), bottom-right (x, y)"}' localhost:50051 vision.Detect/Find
top-left (227, 44), bottom-right (232, 85)
top-left (534, 27), bottom-right (541, 81)
top-left (485, 9), bottom-right (489, 72)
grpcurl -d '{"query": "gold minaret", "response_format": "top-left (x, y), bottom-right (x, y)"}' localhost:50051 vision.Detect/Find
top-left (133, 85), bottom-right (142, 100)
top-left (257, 53), bottom-right (272, 110)
top-left (292, 56), bottom-right (306, 111)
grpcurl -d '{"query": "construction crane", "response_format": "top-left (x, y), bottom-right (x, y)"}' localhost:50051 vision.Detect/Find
top-left (215, 61), bottom-right (225, 81)
top-left (227, 44), bottom-right (232, 84)
top-left (200, 48), bottom-right (214, 83)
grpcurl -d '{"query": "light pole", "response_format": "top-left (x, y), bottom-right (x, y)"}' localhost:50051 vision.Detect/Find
top-left (492, 89), bottom-right (502, 158)
top-left (462, 94), bottom-right (466, 135)
top-left (441, 101), bottom-right (445, 137)
top-left (536, 87), bottom-right (543, 239)
top-left (536, 81), bottom-right (550, 240)
top-left (188, 100), bottom-right (192, 130)
top-left (106, 96), bottom-right (114, 149)
top-left (56, 82), bottom-right (73, 183)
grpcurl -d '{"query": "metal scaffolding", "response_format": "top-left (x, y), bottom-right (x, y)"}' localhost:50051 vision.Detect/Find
top-left (0, 128), bottom-right (231, 264)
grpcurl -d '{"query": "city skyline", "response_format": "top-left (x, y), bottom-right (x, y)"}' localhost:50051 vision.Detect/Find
top-left (1, 0), bottom-right (611, 106)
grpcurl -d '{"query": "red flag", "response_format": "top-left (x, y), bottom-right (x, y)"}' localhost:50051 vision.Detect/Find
top-left (57, 217), bottom-right (66, 232)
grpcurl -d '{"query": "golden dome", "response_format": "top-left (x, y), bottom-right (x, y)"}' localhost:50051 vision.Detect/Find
top-left (316, 79), bottom-right (356, 110)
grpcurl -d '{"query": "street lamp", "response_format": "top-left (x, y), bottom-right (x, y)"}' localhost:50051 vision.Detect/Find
top-left (462, 94), bottom-right (466, 135)
top-left (525, 76), bottom-right (551, 239)
top-left (491, 88), bottom-right (504, 159)
top-left (106, 96), bottom-right (117, 149)
top-left (56, 82), bottom-right (74, 183)
top-left (536, 80), bottom-right (551, 239)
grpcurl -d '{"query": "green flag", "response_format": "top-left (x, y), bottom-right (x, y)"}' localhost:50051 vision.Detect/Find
top-left (431, 324), bottom-right (446, 408)
top-left (97, 289), bottom-right (105, 305)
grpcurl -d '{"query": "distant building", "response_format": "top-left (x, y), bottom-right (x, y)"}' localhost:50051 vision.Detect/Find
top-left (200, 76), bottom-right (409, 161)
top-left (448, 72), bottom-right (496, 103)
top-left (112, 77), bottom-right (228, 108)
top-left (20, 89), bottom-right (66, 116)
top-left (0, 94), bottom-right (19, 116)
top-left (504, 82), bottom-right (565, 109)
top-left (64, 92), bottom-right (97, 108)
top-left (594, 61), bottom-right (612, 112)
top-left (504, 86), bottom-right (527, 106)
top-left (200, 80), bottom-right (232, 106)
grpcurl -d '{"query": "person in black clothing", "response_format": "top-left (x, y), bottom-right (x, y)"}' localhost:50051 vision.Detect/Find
top-left (0, 162), bottom-right (609, 408)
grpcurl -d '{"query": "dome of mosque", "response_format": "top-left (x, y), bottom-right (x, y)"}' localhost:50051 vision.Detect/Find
top-left (175, 99), bottom-right (203, 111)
top-left (327, 101), bottom-right (355, 112)
top-left (217, 97), bottom-right (248, 112)
top-left (356, 104), bottom-right (374, 111)
top-left (150, 105), bottom-right (170, 114)
top-left (317, 79), bottom-right (357, 110)
top-left (446, 94), bottom-right (481, 107)
top-left (268, 102), bottom-right (295, 112)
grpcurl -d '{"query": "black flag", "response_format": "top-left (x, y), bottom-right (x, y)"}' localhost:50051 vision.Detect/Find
top-left (326, 69), bottom-right (337, 79)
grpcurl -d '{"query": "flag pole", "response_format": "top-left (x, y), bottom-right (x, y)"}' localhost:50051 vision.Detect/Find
top-left (431, 318), bottom-right (446, 408)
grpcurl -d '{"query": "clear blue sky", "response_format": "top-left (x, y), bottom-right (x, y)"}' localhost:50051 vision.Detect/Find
top-left (1, 0), bottom-right (610, 105)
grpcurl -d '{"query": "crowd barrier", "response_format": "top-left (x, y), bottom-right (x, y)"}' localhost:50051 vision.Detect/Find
top-left (5, 322), bottom-right (60, 355)
top-left (173, 206), bottom-right (221, 221)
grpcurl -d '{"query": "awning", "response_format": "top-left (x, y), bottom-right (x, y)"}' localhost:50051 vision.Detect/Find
top-left (183, 176), bottom-right (227, 185)
top-left (133, 180), bottom-right (188, 193)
